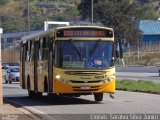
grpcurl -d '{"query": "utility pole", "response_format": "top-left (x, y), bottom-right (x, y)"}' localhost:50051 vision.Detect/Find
top-left (27, 0), bottom-right (30, 35)
top-left (91, 0), bottom-right (94, 25)
top-left (0, 28), bottom-right (3, 105)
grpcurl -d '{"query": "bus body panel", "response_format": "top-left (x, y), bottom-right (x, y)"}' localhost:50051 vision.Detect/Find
top-left (25, 61), bottom-right (34, 91)
top-left (53, 67), bottom-right (115, 94)
top-left (20, 26), bottom-right (116, 100)
top-left (37, 60), bottom-right (48, 92)
top-left (53, 79), bottom-right (115, 94)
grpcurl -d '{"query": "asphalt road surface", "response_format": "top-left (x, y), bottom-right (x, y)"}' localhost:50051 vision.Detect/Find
top-left (116, 72), bottom-right (160, 82)
top-left (2, 80), bottom-right (160, 120)
top-left (116, 66), bottom-right (160, 82)
top-left (116, 66), bottom-right (160, 73)
top-left (2, 66), bottom-right (160, 120)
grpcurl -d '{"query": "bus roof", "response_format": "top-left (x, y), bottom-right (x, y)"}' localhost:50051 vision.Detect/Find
top-left (21, 29), bottom-right (54, 43)
top-left (56, 26), bottom-right (113, 31)
top-left (21, 26), bottom-right (113, 43)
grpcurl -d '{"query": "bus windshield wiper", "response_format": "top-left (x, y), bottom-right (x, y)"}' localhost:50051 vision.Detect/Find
top-left (70, 39), bottom-right (82, 60)
top-left (89, 39), bottom-right (101, 58)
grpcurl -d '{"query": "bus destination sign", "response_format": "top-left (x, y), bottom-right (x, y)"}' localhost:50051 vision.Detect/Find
top-left (56, 28), bottom-right (113, 37)
top-left (64, 30), bottom-right (105, 37)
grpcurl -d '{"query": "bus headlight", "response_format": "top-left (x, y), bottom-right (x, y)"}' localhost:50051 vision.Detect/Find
top-left (56, 75), bottom-right (61, 79)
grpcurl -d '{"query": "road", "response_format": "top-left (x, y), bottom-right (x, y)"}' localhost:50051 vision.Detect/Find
top-left (116, 72), bottom-right (160, 82)
top-left (3, 81), bottom-right (160, 120)
top-left (116, 66), bottom-right (160, 82)
top-left (116, 66), bottom-right (160, 73)
top-left (2, 66), bottom-right (160, 119)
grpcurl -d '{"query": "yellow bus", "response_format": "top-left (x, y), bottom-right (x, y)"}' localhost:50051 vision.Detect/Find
top-left (20, 26), bottom-right (116, 101)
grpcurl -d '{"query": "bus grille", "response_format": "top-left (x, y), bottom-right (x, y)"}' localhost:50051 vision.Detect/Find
top-left (70, 80), bottom-right (101, 83)
top-left (65, 71), bottom-right (106, 76)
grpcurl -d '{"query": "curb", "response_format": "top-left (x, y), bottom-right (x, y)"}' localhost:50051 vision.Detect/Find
top-left (4, 98), bottom-right (56, 120)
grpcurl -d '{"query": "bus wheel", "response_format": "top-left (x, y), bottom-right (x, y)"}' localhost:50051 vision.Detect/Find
top-left (28, 89), bottom-right (42, 98)
top-left (9, 77), bottom-right (12, 84)
top-left (94, 93), bottom-right (103, 102)
top-left (28, 90), bottom-right (36, 98)
top-left (5, 80), bottom-right (8, 84)
top-left (44, 78), bottom-right (48, 92)
top-left (28, 84), bottom-right (35, 98)
top-left (36, 92), bottom-right (42, 98)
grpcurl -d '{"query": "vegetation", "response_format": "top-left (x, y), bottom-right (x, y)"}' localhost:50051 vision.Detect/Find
top-left (0, 0), bottom-right (9, 6)
top-left (78, 0), bottom-right (160, 44)
top-left (0, 0), bottom-right (160, 35)
top-left (116, 80), bottom-right (160, 94)
top-left (0, 0), bottom-right (80, 32)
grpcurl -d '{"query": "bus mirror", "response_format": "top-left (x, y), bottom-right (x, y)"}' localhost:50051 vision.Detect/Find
top-left (115, 41), bottom-right (120, 58)
top-left (115, 39), bottom-right (123, 59)
top-left (53, 41), bottom-right (56, 58)
top-left (53, 51), bottom-right (55, 58)
top-left (115, 49), bottom-right (120, 58)
top-left (52, 47), bottom-right (55, 58)
top-left (111, 57), bottom-right (115, 66)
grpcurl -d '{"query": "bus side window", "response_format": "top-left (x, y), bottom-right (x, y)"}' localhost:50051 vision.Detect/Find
top-left (39, 37), bottom-right (49, 60)
top-left (43, 37), bottom-right (46, 60)
top-left (20, 43), bottom-right (23, 62)
top-left (39, 38), bottom-right (43, 60)
top-left (28, 41), bottom-right (32, 61)
top-left (30, 40), bottom-right (34, 61)
top-left (25, 40), bottom-right (34, 61)
top-left (37, 40), bottom-right (40, 60)
top-left (26, 41), bottom-right (29, 61)
top-left (45, 37), bottom-right (49, 59)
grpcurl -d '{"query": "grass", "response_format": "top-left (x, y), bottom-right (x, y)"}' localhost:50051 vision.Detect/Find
top-left (116, 80), bottom-right (160, 94)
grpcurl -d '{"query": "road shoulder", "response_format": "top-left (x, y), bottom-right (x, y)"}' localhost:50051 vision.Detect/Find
top-left (0, 102), bottom-right (41, 120)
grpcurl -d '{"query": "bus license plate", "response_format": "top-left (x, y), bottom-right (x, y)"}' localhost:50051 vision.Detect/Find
top-left (81, 86), bottom-right (91, 90)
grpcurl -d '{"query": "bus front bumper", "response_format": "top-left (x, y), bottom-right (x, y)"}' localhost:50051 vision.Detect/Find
top-left (53, 79), bottom-right (115, 94)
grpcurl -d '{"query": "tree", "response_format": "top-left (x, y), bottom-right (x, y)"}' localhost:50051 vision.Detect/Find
top-left (135, 3), bottom-right (159, 20)
top-left (78, 0), bottom-right (159, 44)
top-left (2, 18), bottom-right (27, 33)
top-left (0, 0), bottom-right (9, 6)
top-left (78, 0), bottom-right (98, 20)
top-left (96, 0), bottom-right (141, 43)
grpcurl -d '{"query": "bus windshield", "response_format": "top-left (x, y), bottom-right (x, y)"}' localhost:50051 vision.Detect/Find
top-left (55, 40), bottom-right (113, 69)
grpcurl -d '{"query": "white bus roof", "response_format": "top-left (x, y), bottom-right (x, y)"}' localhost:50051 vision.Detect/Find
top-left (21, 29), bottom-right (54, 43)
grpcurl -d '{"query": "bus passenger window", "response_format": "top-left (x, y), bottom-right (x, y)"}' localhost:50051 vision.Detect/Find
top-left (39, 38), bottom-right (43, 60)
top-left (25, 42), bottom-right (27, 61)
top-left (25, 40), bottom-right (34, 61)
top-left (39, 37), bottom-right (49, 60)
top-left (30, 40), bottom-right (34, 61)
top-left (26, 41), bottom-right (30, 61)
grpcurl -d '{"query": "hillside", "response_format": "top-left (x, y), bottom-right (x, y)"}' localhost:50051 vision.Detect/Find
top-left (0, 0), bottom-right (159, 33)
top-left (0, 0), bottom-right (80, 32)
